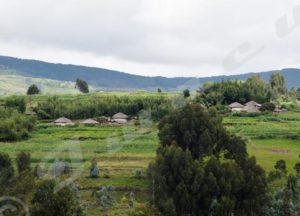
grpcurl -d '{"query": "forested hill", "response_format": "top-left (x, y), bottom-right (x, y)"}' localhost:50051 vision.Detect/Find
top-left (0, 55), bottom-right (299, 91)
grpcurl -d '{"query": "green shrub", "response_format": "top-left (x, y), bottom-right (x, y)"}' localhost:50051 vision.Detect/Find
top-left (133, 168), bottom-right (143, 179)
top-left (0, 152), bottom-right (14, 187)
top-left (268, 170), bottom-right (282, 182)
top-left (260, 102), bottom-right (276, 112)
top-left (31, 180), bottom-right (83, 216)
top-left (16, 152), bottom-right (31, 173)
top-left (0, 108), bottom-right (36, 142)
top-left (90, 160), bottom-right (100, 178)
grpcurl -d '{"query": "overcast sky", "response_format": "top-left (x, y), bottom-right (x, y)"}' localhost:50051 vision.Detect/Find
top-left (0, 0), bottom-right (299, 77)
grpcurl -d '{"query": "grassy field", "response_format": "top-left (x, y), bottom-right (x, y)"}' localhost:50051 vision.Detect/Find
top-left (223, 112), bottom-right (300, 172)
top-left (0, 72), bottom-right (81, 95)
top-left (0, 109), bottom-right (299, 214)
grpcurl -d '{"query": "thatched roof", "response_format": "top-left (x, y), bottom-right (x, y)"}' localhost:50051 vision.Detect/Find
top-left (112, 112), bottom-right (129, 119)
top-left (245, 101), bottom-right (261, 107)
top-left (81, 119), bottom-right (99, 124)
top-left (242, 105), bottom-right (261, 113)
top-left (54, 117), bottom-right (73, 123)
top-left (229, 102), bottom-right (244, 108)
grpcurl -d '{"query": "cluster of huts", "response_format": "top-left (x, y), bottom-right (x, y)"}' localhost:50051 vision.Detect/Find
top-left (53, 112), bottom-right (131, 126)
top-left (229, 101), bottom-right (286, 113)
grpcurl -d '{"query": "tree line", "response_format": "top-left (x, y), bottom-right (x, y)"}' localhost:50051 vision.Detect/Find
top-left (33, 94), bottom-right (173, 120)
top-left (196, 73), bottom-right (296, 106)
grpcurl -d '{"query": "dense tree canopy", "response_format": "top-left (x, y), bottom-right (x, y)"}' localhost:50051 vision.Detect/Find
top-left (33, 94), bottom-right (172, 120)
top-left (196, 74), bottom-right (291, 106)
top-left (150, 104), bottom-right (267, 216)
top-left (158, 104), bottom-right (246, 160)
top-left (270, 73), bottom-right (287, 99)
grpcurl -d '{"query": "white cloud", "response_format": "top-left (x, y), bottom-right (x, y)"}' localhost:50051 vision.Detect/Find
top-left (0, 0), bottom-right (299, 77)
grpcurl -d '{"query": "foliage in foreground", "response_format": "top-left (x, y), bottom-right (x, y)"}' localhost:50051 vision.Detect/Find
top-left (149, 104), bottom-right (267, 216)
top-left (31, 180), bottom-right (84, 216)
top-left (0, 107), bottom-right (36, 141)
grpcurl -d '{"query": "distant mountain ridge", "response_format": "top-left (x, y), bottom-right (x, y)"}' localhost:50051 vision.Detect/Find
top-left (0, 55), bottom-right (299, 92)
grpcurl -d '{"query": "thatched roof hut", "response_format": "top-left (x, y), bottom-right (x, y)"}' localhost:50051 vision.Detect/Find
top-left (54, 117), bottom-right (74, 126)
top-left (245, 101), bottom-right (261, 107)
top-left (81, 119), bottom-right (99, 124)
top-left (242, 105), bottom-right (261, 113)
top-left (112, 112), bottom-right (129, 120)
top-left (229, 102), bottom-right (244, 108)
top-left (229, 102), bottom-right (244, 112)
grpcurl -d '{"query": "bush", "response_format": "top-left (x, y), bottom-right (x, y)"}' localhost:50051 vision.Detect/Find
top-left (183, 89), bottom-right (190, 98)
top-left (0, 109), bottom-right (37, 142)
top-left (275, 160), bottom-right (287, 175)
top-left (0, 152), bottom-right (14, 187)
top-left (16, 152), bottom-right (31, 173)
top-left (90, 160), bottom-right (100, 178)
top-left (4, 97), bottom-right (26, 113)
top-left (294, 162), bottom-right (300, 174)
top-left (52, 160), bottom-right (71, 177)
top-left (260, 102), bottom-right (276, 112)
top-left (34, 164), bottom-right (44, 178)
top-left (268, 170), bottom-right (283, 182)
top-left (31, 180), bottom-right (83, 216)
top-left (93, 186), bottom-right (115, 211)
top-left (133, 168), bottom-right (143, 179)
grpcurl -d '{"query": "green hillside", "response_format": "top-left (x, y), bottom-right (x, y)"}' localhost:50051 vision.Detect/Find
top-left (0, 71), bottom-right (90, 95)
top-left (0, 55), bottom-right (299, 93)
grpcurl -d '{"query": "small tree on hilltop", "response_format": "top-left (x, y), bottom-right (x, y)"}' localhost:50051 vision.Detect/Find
top-left (27, 84), bottom-right (41, 95)
top-left (75, 78), bottom-right (89, 93)
top-left (183, 89), bottom-right (190, 98)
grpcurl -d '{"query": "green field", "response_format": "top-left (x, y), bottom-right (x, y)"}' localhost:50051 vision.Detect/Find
top-left (0, 72), bottom-right (81, 95)
top-left (0, 109), bottom-right (299, 214)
